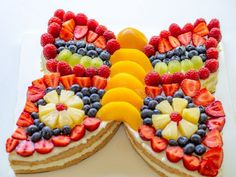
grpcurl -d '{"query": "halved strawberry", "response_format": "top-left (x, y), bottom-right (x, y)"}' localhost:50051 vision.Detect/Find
top-left (203, 129), bottom-right (223, 148)
top-left (35, 139), bottom-right (54, 154)
top-left (52, 135), bottom-right (71, 147)
top-left (183, 155), bottom-right (200, 171)
top-left (16, 112), bottom-right (34, 127)
top-left (193, 88), bottom-right (215, 106)
top-left (206, 101), bottom-right (225, 118)
top-left (178, 32), bottom-right (192, 45)
top-left (138, 125), bottom-right (155, 141)
top-left (158, 38), bottom-right (172, 53)
top-left (202, 147), bottom-right (223, 169)
top-left (94, 36), bottom-right (106, 49)
top-left (92, 76), bottom-right (107, 89)
top-left (24, 100), bottom-right (38, 113)
top-left (43, 72), bottom-right (60, 87)
top-left (27, 86), bottom-right (45, 102)
top-left (166, 146), bottom-right (184, 163)
top-left (74, 25), bottom-right (88, 40)
top-left (181, 79), bottom-right (201, 97)
top-left (86, 30), bottom-right (98, 43)
top-left (59, 28), bottom-right (74, 41)
top-left (70, 124), bottom-right (86, 141)
top-left (62, 19), bottom-right (75, 32)
top-left (193, 22), bottom-right (209, 37)
top-left (199, 159), bottom-right (218, 177)
top-left (32, 78), bottom-right (46, 90)
top-left (83, 117), bottom-right (101, 132)
top-left (145, 86), bottom-right (162, 98)
top-left (162, 83), bottom-right (180, 96)
top-left (16, 140), bottom-right (35, 157)
top-left (207, 117), bottom-right (225, 132)
top-left (163, 38), bottom-right (172, 52)
top-left (192, 34), bottom-right (206, 46)
top-left (60, 74), bottom-right (75, 90)
top-left (74, 77), bottom-right (91, 87)
top-left (168, 36), bottom-right (180, 48)
top-left (12, 127), bottom-right (27, 140)
top-left (150, 136), bottom-right (168, 153)
top-left (6, 138), bottom-right (19, 152)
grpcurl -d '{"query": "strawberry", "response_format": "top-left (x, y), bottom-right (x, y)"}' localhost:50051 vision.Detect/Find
top-left (75, 13), bottom-right (88, 25)
top-left (63, 11), bottom-right (75, 22)
top-left (16, 112), bottom-right (34, 127)
top-left (43, 72), bottom-right (60, 87)
top-left (48, 16), bottom-right (62, 26)
top-left (150, 136), bottom-right (168, 152)
top-left (24, 100), bottom-right (38, 113)
top-left (16, 140), bottom-right (35, 157)
top-left (162, 83), bottom-right (180, 96)
top-left (92, 76), bottom-right (107, 89)
top-left (97, 65), bottom-right (110, 78)
top-left (181, 79), bottom-right (201, 97)
top-left (205, 37), bottom-right (218, 49)
top-left (70, 125), bottom-right (86, 141)
top-left (205, 101), bottom-right (225, 118)
top-left (73, 64), bottom-right (86, 77)
top-left (166, 146), bottom-right (184, 163)
top-left (205, 59), bottom-right (219, 73)
top-left (161, 73), bottom-right (173, 84)
top-left (159, 38), bottom-right (172, 53)
top-left (46, 59), bottom-right (58, 72)
top-left (202, 147), bottom-right (223, 169)
top-left (59, 27), bottom-right (74, 41)
top-left (185, 70), bottom-right (199, 80)
top-left (74, 25), bottom-right (88, 40)
top-left (194, 18), bottom-right (206, 27)
top-left (95, 25), bottom-right (107, 35)
top-left (183, 155), bottom-right (200, 171)
top-left (35, 139), bottom-right (54, 154)
top-left (74, 77), bottom-right (91, 87)
top-left (206, 47), bottom-right (219, 59)
top-left (192, 34), bottom-right (205, 46)
top-left (138, 125), bottom-right (155, 141)
top-left (83, 117), bottom-right (101, 131)
top-left (194, 88), bottom-right (215, 106)
top-left (169, 23), bottom-right (182, 37)
top-left (203, 129), bottom-right (223, 148)
top-left (145, 86), bottom-right (163, 98)
top-left (52, 135), bottom-right (71, 147)
top-left (209, 28), bottom-right (222, 42)
top-left (60, 74), bottom-right (75, 90)
top-left (143, 44), bottom-right (155, 57)
top-left (85, 67), bottom-right (97, 77)
top-left (103, 30), bottom-right (116, 40)
top-left (198, 67), bottom-right (210, 80)
top-left (6, 138), bottom-right (19, 153)
top-left (145, 72), bottom-right (161, 86)
top-left (32, 77), bottom-right (46, 90)
top-left (178, 32), bottom-right (192, 45)
top-left (182, 23), bottom-right (194, 33)
top-left (193, 22), bottom-right (209, 36)
top-left (87, 19), bottom-right (99, 31)
top-left (168, 36), bottom-right (180, 48)
top-left (208, 19), bottom-right (220, 31)
top-left (207, 117), bottom-right (225, 132)
top-left (48, 22), bottom-right (61, 38)
top-left (149, 36), bottom-right (160, 49)
top-left (54, 9), bottom-right (65, 20)
top-left (199, 159), bottom-right (218, 177)
top-left (62, 19), bottom-right (75, 32)
top-left (40, 33), bottom-right (55, 47)
top-left (159, 30), bottom-right (170, 38)
top-left (172, 72), bottom-right (185, 84)
top-left (94, 36), bottom-right (106, 49)
top-left (12, 127), bottom-right (27, 140)
top-left (27, 86), bottom-right (45, 102)
top-left (57, 61), bottom-right (73, 76)
top-left (43, 44), bottom-right (57, 60)
top-left (86, 30), bottom-right (98, 43)
top-left (106, 39), bottom-right (120, 54)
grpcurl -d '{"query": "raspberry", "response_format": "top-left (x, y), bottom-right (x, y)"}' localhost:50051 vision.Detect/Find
top-left (182, 23), bottom-right (194, 33)
top-left (95, 25), bottom-right (107, 35)
top-left (205, 59), bottom-right (219, 73)
top-left (208, 18), bottom-right (220, 30)
top-left (161, 73), bottom-right (173, 84)
top-left (54, 9), bottom-right (65, 20)
top-left (172, 72), bottom-right (185, 84)
top-left (63, 11), bottom-right (75, 22)
top-left (106, 39), bottom-right (120, 54)
top-left (87, 19), bottom-right (99, 31)
top-left (170, 112), bottom-right (182, 122)
top-left (85, 67), bottom-right (97, 77)
top-left (48, 17), bottom-right (62, 26)
top-left (205, 37), bottom-right (218, 49)
top-left (143, 44), bottom-right (155, 57)
top-left (73, 64), bottom-right (85, 77)
top-left (206, 47), bottom-right (219, 59)
top-left (97, 65), bottom-right (110, 78)
top-left (40, 33), bottom-right (54, 47)
top-left (75, 13), bottom-right (88, 25)
top-left (46, 59), bottom-right (58, 72)
top-left (103, 30), bottom-right (115, 41)
top-left (57, 61), bottom-right (73, 76)
top-left (169, 23), bottom-right (182, 37)
top-left (185, 70), bottom-right (199, 80)
top-left (149, 36), bottom-right (160, 49)
top-left (145, 72), bottom-right (161, 86)
top-left (209, 28), bottom-right (222, 42)
top-left (198, 67), bottom-right (210, 80)
top-left (47, 22), bottom-right (61, 38)
top-left (159, 30), bottom-right (170, 38)
top-left (194, 18), bottom-right (206, 27)
top-left (43, 44), bottom-right (57, 60)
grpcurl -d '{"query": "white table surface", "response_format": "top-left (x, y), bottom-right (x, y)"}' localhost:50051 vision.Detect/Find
top-left (0, 0), bottom-right (236, 176)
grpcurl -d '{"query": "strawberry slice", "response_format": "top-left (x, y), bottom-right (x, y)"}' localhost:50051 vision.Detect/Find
top-left (92, 76), bottom-right (107, 89)
top-left (193, 22), bottom-right (209, 37)
top-left (145, 86), bottom-right (162, 98)
top-left (32, 78), bottom-right (46, 90)
top-left (157, 38), bottom-right (165, 53)
top-left (202, 147), bottom-right (223, 169)
top-left (60, 74), bottom-right (75, 90)
top-left (52, 135), bottom-right (71, 147)
top-left (62, 19), bottom-right (75, 32)
top-left (6, 138), bottom-right (19, 153)
top-left (183, 155), bottom-right (200, 171)
top-left (158, 38), bottom-right (172, 53)
top-left (74, 77), bottom-right (91, 87)
top-left (60, 28), bottom-right (74, 41)
top-left (138, 125), bottom-right (155, 141)
top-left (150, 136), bottom-right (168, 153)
top-left (203, 129), bottom-right (223, 148)
top-left (74, 25), bottom-right (88, 40)
top-left (16, 140), bottom-right (35, 157)
top-left (163, 38), bottom-right (172, 52)
top-left (206, 101), bottom-right (225, 118)
top-left (193, 88), bottom-right (215, 106)
top-left (178, 32), bottom-right (192, 45)
top-left (43, 72), bottom-right (60, 87)
top-left (12, 127), bottom-right (27, 140)
top-left (27, 86), bottom-right (45, 102)
top-left (70, 125), bottom-right (86, 141)
top-left (168, 36), bottom-right (180, 48)
top-left (83, 117), bottom-right (101, 132)
top-left (24, 100), bottom-right (38, 113)
top-left (207, 117), bottom-right (225, 132)
top-left (162, 83), bottom-right (180, 96)
top-left (35, 139), bottom-right (54, 154)
top-left (181, 79), bottom-right (201, 97)
top-left (199, 159), bottom-right (219, 177)
top-left (16, 112), bottom-right (34, 127)
top-left (166, 146), bottom-right (184, 163)
top-left (192, 34), bottom-right (205, 46)
top-left (94, 36), bottom-right (106, 49)
top-left (86, 30), bottom-right (98, 43)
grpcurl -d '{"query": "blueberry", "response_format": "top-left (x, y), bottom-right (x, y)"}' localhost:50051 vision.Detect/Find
top-left (92, 102), bottom-right (102, 110)
top-left (96, 48), bottom-right (103, 54)
top-left (195, 144), bottom-right (206, 155)
top-left (34, 119), bottom-right (41, 126)
top-left (82, 96), bottom-right (90, 105)
top-left (70, 84), bottom-right (81, 93)
top-left (198, 124), bottom-right (207, 130)
top-left (26, 125), bottom-right (38, 136)
top-left (97, 89), bottom-right (105, 98)
top-left (38, 122), bottom-right (45, 130)
top-left (45, 87), bottom-right (54, 94)
top-left (144, 97), bottom-right (152, 105)
top-left (180, 55), bottom-right (188, 60)
top-left (89, 87), bottom-right (98, 94)
top-left (184, 96), bottom-right (192, 103)
top-left (77, 48), bottom-right (87, 55)
top-left (148, 100), bottom-right (158, 110)
top-left (55, 39), bottom-right (65, 47)
top-left (56, 85), bottom-right (64, 95)
top-left (62, 126), bottom-right (71, 135)
top-left (31, 112), bottom-right (39, 120)
top-left (66, 40), bottom-right (76, 47)
top-left (152, 59), bottom-right (161, 67)
top-left (90, 94), bottom-right (100, 103)
top-left (68, 45), bottom-right (77, 53)
top-left (174, 46), bottom-right (186, 56)
top-left (199, 54), bottom-right (206, 62)
top-left (155, 129), bottom-right (162, 137)
top-left (190, 134), bottom-right (202, 145)
top-left (103, 60), bottom-right (111, 67)
top-left (153, 109), bottom-right (161, 115)
top-left (166, 50), bottom-right (175, 58)
top-left (169, 139), bottom-right (178, 146)
top-left (186, 45), bottom-right (195, 51)
top-left (174, 91), bottom-right (184, 98)
top-left (177, 136), bottom-right (189, 147)
top-left (141, 109), bottom-right (153, 119)
top-left (184, 143), bottom-right (195, 155)
top-left (86, 44), bottom-right (96, 51)
top-left (99, 51), bottom-right (110, 61)
top-left (76, 92), bottom-right (83, 98)
top-left (76, 40), bottom-right (86, 48)
top-left (83, 105), bottom-right (91, 114)
top-left (196, 129), bottom-right (206, 137)
top-left (199, 106), bottom-right (205, 113)
top-left (171, 55), bottom-right (180, 61)
top-left (81, 87), bottom-right (90, 96)
top-left (163, 58), bottom-right (170, 64)
top-left (156, 54), bottom-right (166, 60)
top-left (141, 105), bottom-right (148, 111)
top-left (188, 50), bottom-right (199, 58)
top-left (196, 45), bottom-right (206, 53)
top-left (149, 56), bottom-right (156, 62)
top-left (53, 128), bottom-right (61, 136)
top-left (31, 132), bottom-right (42, 142)
top-left (87, 50), bottom-right (98, 58)
top-left (42, 126), bottom-right (53, 140)
top-left (167, 96), bottom-right (173, 103)
top-left (143, 118), bottom-right (152, 125)
top-left (87, 108), bottom-right (97, 117)
top-left (188, 103), bottom-right (196, 108)
top-left (199, 113), bottom-right (208, 123)
top-left (155, 95), bottom-right (166, 103)
top-left (57, 47), bottom-right (65, 53)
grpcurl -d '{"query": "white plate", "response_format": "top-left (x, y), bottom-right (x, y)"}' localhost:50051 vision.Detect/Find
top-left (7, 33), bottom-right (236, 177)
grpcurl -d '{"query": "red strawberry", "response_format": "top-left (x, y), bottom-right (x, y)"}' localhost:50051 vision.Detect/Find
top-left (161, 73), bottom-right (173, 84)
top-left (54, 9), bottom-right (65, 20)
top-left (206, 47), bottom-right (219, 59)
top-left (181, 79), bottom-right (201, 97)
top-left (43, 72), bottom-right (60, 87)
top-left (74, 77), bottom-right (91, 87)
top-left (194, 88), bottom-right (215, 106)
top-left (166, 146), bottom-right (184, 163)
top-left (168, 36), bottom-right (180, 48)
top-left (87, 19), bottom-right (99, 31)
top-left (86, 30), bottom-right (98, 43)
top-left (207, 117), bottom-right (225, 132)
top-left (106, 39), bottom-right (120, 54)
top-left (194, 18), bottom-right (206, 27)
top-left (143, 44), bottom-right (155, 57)
top-left (75, 13), bottom-right (88, 25)
top-left (59, 27), bottom-right (74, 41)
top-left (16, 112), bottom-right (34, 127)
top-left (47, 22), bottom-right (61, 38)
top-left (185, 70), bottom-right (199, 80)
top-left (205, 59), bottom-right (219, 73)
top-left (57, 61), bottom-right (73, 76)
top-left (209, 28), bottom-right (222, 42)
top-left (62, 19), bottom-right (75, 32)
top-left (182, 23), bottom-right (194, 33)
top-left (203, 129), bottom-right (223, 148)
top-left (178, 32), bottom-right (192, 45)
top-left (205, 101), bottom-right (225, 118)
top-left (95, 25), bottom-right (107, 35)
top-left (169, 23), bottom-right (182, 37)
top-left (159, 30), bottom-right (170, 38)
top-left (162, 83), bottom-right (180, 96)
top-left (192, 34), bottom-right (205, 46)
top-left (205, 37), bottom-right (218, 49)
top-left (43, 44), bottom-right (57, 60)
top-left (145, 72), bottom-right (161, 86)
top-left (73, 64), bottom-right (86, 77)
top-left (150, 136), bottom-right (168, 153)
top-left (85, 67), bottom-right (97, 77)
top-left (94, 36), bottom-right (107, 49)
top-left (46, 59), bottom-right (58, 72)
top-left (193, 22), bottom-right (209, 36)
top-left (199, 159), bottom-right (218, 177)
top-left (63, 11), bottom-right (75, 22)
top-left (74, 25), bottom-right (88, 40)
top-left (172, 72), bottom-right (185, 84)
top-left (145, 86), bottom-right (163, 98)
top-left (149, 36), bottom-right (160, 49)
top-left (199, 67), bottom-right (210, 80)
top-left (83, 117), bottom-right (101, 131)
top-left (6, 138), bottom-right (19, 153)
top-left (48, 16), bottom-right (62, 26)
top-left (183, 155), bottom-right (200, 171)
top-left (202, 147), bottom-right (223, 169)
top-left (24, 100), bottom-right (38, 113)
top-left (103, 30), bottom-right (116, 40)
top-left (158, 38), bottom-right (172, 53)
top-left (27, 86), bottom-right (45, 102)
top-left (32, 77), bottom-right (46, 90)
top-left (35, 139), bottom-right (54, 154)
top-left (208, 19), bottom-right (220, 31)
top-left (16, 140), bottom-right (35, 157)
top-left (40, 33), bottom-right (55, 47)
top-left (97, 65), bottom-right (110, 78)
top-left (70, 125), bottom-right (86, 141)
top-left (138, 125), bottom-right (155, 141)
top-left (12, 127), bottom-right (27, 140)
top-left (52, 135), bottom-right (71, 147)
top-left (60, 74), bottom-right (75, 90)
top-left (92, 76), bottom-right (107, 89)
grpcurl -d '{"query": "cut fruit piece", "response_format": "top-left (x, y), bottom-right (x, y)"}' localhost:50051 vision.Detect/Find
top-left (66, 95), bottom-right (83, 109)
top-left (92, 76), bottom-right (107, 89)
top-left (16, 140), bottom-right (35, 157)
top-left (74, 25), bottom-right (88, 39)
top-left (70, 125), bottom-right (86, 141)
top-left (60, 74), bottom-right (75, 90)
top-left (152, 114), bottom-right (171, 130)
top-left (43, 73), bottom-right (60, 87)
top-left (83, 117), bottom-right (101, 131)
top-left (39, 103), bottom-right (56, 117)
top-left (67, 108), bottom-right (84, 125)
top-left (40, 110), bottom-right (59, 129)
top-left (182, 108), bottom-right (200, 124)
top-left (52, 135), bottom-right (71, 147)
top-left (93, 36), bottom-right (106, 49)
top-left (16, 112), bottom-right (34, 127)
top-left (27, 86), bottom-right (45, 102)
top-left (12, 127), bottom-right (27, 140)
top-left (178, 32), bottom-right (192, 45)
top-left (145, 86), bottom-right (163, 98)
top-left (192, 34), bottom-right (205, 46)
top-left (162, 83), bottom-right (180, 96)
top-left (60, 28), bottom-right (74, 41)
top-left (44, 90), bottom-right (59, 104)
top-left (203, 129), bottom-right (223, 148)
top-left (156, 100), bottom-right (173, 114)
top-left (162, 122), bottom-right (178, 140)
top-left (151, 136), bottom-right (168, 152)
top-left (154, 62), bottom-right (168, 76)
top-left (207, 117), bottom-right (225, 132)
top-left (62, 19), bottom-right (75, 32)
top-left (6, 138), bottom-right (19, 153)
top-left (58, 111), bottom-right (74, 128)
top-left (59, 90), bottom-right (74, 104)
top-left (205, 101), bottom-right (225, 118)
top-left (158, 38), bottom-right (172, 53)
top-left (138, 125), bottom-right (156, 141)
top-left (178, 119), bottom-right (198, 138)
top-left (24, 100), bottom-right (38, 113)
top-left (35, 139), bottom-right (54, 154)
top-left (168, 36), bottom-right (180, 48)
top-left (183, 155), bottom-right (200, 171)
top-left (166, 146), bottom-right (184, 163)
top-left (86, 30), bottom-right (98, 43)
top-left (172, 98), bottom-right (188, 114)
top-left (202, 147), bottom-right (223, 169)
top-left (181, 79), bottom-right (201, 97)
top-left (74, 77), bottom-right (91, 88)
top-left (194, 88), bottom-right (215, 106)
top-left (32, 78), bottom-right (46, 90)
top-left (193, 22), bottom-right (209, 37)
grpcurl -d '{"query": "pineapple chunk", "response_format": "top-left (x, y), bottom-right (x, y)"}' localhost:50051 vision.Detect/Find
top-left (67, 107), bottom-right (85, 125)
top-left (58, 111), bottom-right (74, 128)
top-left (40, 110), bottom-right (59, 129)
top-left (152, 114), bottom-right (171, 130)
top-left (178, 119), bottom-right (198, 138)
top-left (60, 90), bottom-right (74, 104)
top-left (162, 122), bottom-right (178, 140)
top-left (44, 90), bottom-right (59, 104)
top-left (156, 100), bottom-right (173, 114)
top-left (182, 108), bottom-right (200, 124)
top-left (66, 96), bottom-right (83, 109)
top-left (39, 103), bottom-right (56, 117)
top-left (172, 98), bottom-right (188, 114)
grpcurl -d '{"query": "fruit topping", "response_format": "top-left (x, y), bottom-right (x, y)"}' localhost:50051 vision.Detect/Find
top-left (178, 32), bottom-right (192, 45)
top-left (138, 125), bottom-right (155, 141)
top-left (74, 25), bottom-right (88, 40)
top-left (162, 83), bottom-right (179, 96)
top-left (35, 139), bottom-right (54, 154)
top-left (181, 79), bottom-right (201, 97)
top-left (60, 74), bottom-right (75, 89)
top-left (205, 101), bottom-right (225, 118)
top-left (6, 138), bottom-right (19, 153)
top-left (83, 117), bottom-right (101, 131)
top-left (16, 140), bottom-right (35, 157)
top-left (183, 155), bottom-right (200, 171)
top-left (151, 136), bottom-right (168, 152)
top-left (205, 59), bottom-right (219, 73)
top-left (24, 100), bottom-right (38, 113)
top-left (193, 22), bottom-right (209, 36)
top-left (44, 73), bottom-right (60, 87)
top-left (166, 146), bottom-right (184, 163)
top-left (203, 129), bottom-right (223, 148)
top-left (52, 135), bottom-right (71, 147)
top-left (70, 125), bottom-right (86, 141)
top-left (145, 86), bottom-right (162, 98)
top-left (193, 88), bottom-right (215, 106)
top-left (16, 112), bottom-right (34, 127)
